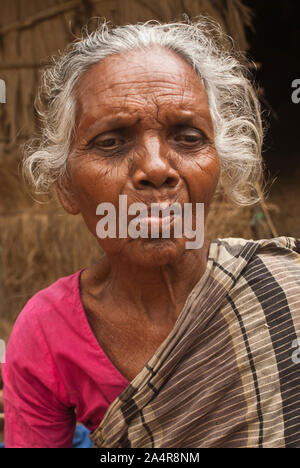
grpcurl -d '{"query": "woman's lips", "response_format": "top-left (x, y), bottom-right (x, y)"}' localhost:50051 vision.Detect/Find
top-left (137, 214), bottom-right (180, 235)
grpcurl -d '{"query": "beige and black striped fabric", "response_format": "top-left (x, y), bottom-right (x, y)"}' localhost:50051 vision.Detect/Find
top-left (90, 237), bottom-right (300, 448)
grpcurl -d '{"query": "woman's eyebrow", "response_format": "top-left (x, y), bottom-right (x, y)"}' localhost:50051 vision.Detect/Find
top-left (77, 107), bottom-right (213, 140)
top-left (166, 114), bottom-right (199, 126)
top-left (163, 110), bottom-right (213, 132)
top-left (78, 113), bottom-right (138, 139)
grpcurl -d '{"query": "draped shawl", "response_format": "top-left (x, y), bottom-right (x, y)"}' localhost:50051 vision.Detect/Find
top-left (90, 236), bottom-right (300, 448)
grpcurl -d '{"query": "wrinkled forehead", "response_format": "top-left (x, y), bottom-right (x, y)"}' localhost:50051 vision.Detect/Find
top-left (74, 47), bottom-right (213, 131)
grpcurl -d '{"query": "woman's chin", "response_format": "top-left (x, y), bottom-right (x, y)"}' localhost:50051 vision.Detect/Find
top-left (98, 236), bottom-right (188, 267)
top-left (128, 237), bottom-right (186, 267)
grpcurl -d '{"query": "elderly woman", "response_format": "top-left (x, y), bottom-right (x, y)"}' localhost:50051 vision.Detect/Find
top-left (2, 18), bottom-right (300, 449)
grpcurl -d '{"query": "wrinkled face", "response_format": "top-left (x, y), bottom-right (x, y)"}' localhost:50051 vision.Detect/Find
top-left (62, 47), bottom-right (221, 266)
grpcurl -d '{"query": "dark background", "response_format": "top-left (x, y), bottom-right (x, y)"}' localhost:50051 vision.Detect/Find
top-left (245, 0), bottom-right (300, 179)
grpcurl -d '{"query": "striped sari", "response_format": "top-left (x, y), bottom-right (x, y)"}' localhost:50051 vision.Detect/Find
top-left (90, 236), bottom-right (300, 448)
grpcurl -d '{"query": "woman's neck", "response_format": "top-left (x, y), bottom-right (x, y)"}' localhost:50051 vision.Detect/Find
top-left (98, 239), bottom-right (211, 325)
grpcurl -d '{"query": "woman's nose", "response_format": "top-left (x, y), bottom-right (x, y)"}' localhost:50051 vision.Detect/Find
top-left (131, 137), bottom-right (180, 190)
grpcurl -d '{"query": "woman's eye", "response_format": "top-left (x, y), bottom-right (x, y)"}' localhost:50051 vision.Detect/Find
top-left (176, 135), bottom-right (199, 142)
top-left (173, 132), bottom-right (205, 145)
top-left (95, 137), bottom-right (122, 149)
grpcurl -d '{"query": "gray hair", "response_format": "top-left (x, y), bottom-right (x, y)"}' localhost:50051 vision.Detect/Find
top-left (23, 17), bottom-right (265, 206)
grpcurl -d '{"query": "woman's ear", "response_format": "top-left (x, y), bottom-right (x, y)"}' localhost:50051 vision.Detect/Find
top-left (55, 176), bottom-right (80, 215)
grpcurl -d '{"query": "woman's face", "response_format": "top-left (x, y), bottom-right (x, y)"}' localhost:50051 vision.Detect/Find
top-left (61, 47), bottom-right (221, 267)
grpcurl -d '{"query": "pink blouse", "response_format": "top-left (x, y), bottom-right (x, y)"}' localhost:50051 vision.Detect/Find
top-left (1, 269), bottom-right (130, 448)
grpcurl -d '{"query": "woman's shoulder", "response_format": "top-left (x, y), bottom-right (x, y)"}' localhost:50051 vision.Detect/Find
top-left (7, 269), bottom-right (84, 349)
top-left (209, 235), bottom-right (300, 293)
top-left (23, 269), bottom-right (83, 316)
top-left (2, 271), bottom-right (84, 416)
top-left (251, 235), bottom-right (300, 255)
top-left (210, 236), bottom-right (300, 325)
top-left (212, 235), bottom-right (300, 261)
top-left (248, 236), bottom-right (300, 284)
